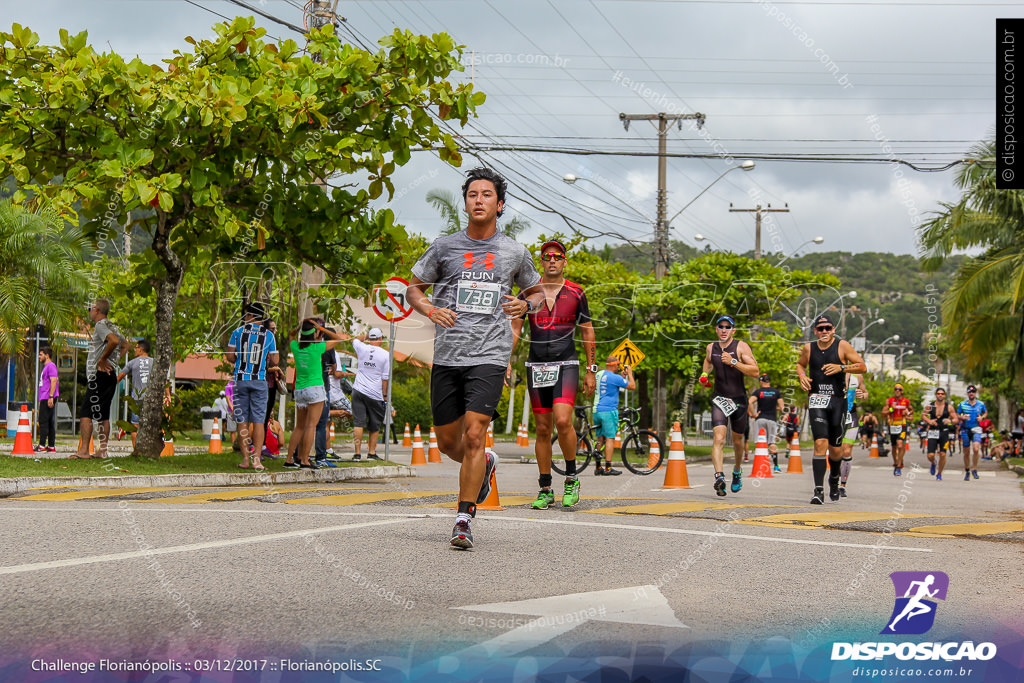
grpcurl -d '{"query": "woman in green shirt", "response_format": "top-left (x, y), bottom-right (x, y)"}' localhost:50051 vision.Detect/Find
top-left (285, 318), bottom-right (343, 468)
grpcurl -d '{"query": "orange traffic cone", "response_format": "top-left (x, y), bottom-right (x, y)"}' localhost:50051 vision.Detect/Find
top-left (613, 429), bottom-right (621, 449)
top-left (750, 427), bottom-right (773, 478)
top-left (328, 421), bottom-right (335, 446)
top-left (160, 437), bottom-right (175, 457)
top-left (208, 417), bottom-right (223, 454)
top-left (661, 422), bottom-right (691, 489)
top-left (77, 432), bottom-right (95, 455)
top-left (486, 423), bottom-right (494, 448)
top-left (517, 424), bottom-right (528, 447)
top-left (411, 425), bottom-right (427, 465)
top-left (11, 405), bottom-right (33, 455)
top-left (428, 426), bottom-right (442, 463)
top-left (647, 430), bottom-right (661, 470)
top-left (786, 432), bottom-right (803, 473)
top-left (476, 467), bottom-right (504, 511)
top-left (870, 434), bottom-right (880, 458)
top-left (402, 423), bottom-right (412, 447)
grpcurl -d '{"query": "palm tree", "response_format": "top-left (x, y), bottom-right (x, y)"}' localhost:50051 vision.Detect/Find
top-left (0, 199), bottom-right (90, 354)
top-left (918, 139), bottom-right (1024, 375)
top-left (426, 188), bottom-right (530, 238)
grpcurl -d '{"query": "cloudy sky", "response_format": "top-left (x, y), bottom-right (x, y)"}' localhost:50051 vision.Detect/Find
top-left (10, 1), bottom-right (1005, 257)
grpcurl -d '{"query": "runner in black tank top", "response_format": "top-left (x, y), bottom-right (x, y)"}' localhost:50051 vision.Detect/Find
top-left (925, 388), bottom-right (953, 480)
top-left (797, 314), bottom-right (866, 505)
top-left (699, 315), bottom-right (760, 497)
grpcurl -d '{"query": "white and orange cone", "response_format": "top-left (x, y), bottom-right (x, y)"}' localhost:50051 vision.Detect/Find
top-left (428, 426), bottom-right (442, 463)
top-left (11, 405), bottom-right (33, 455)
top-left (786, 432), bottom-right (803, 473)
top-left (411, 424), bottom-right (427, 465)
top-left (208, 417), bottom-right (223, 454)
top-left (661, 421), bottom-right (691, 489)
top-left (750, 427), bottom-right (773, 478)
top-left (402, 423), bottom-right (412, 447)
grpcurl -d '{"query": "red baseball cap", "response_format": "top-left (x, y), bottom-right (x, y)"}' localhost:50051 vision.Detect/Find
top-left (540, 240), bottom-right (566, 255)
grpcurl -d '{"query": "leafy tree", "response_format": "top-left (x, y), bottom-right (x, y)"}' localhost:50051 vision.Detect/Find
top-left (919, 138), bottom-right (1024, 376)
top-left (0, 19), bottom-right (482, 457)
top-left (0, 199), bottom-right (90, 355)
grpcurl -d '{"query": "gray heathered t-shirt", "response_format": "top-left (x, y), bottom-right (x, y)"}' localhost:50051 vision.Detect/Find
top-left (412, 229), bottom-right (540, 367)
top-left (86, 318), bottom-right (126, 379)
top-left (124, 356), bottom-right (155, 400)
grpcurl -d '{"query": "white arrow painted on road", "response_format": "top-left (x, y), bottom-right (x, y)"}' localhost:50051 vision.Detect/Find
top-left (443, 585), bottom-right (685, 665)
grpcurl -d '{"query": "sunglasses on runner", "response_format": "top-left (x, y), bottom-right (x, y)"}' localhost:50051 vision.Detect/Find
top-left (541, 253), bottom-right (565, 262)
top-left (717, 324), bottom-right (733, 330)
top-left (816, 325), bottom-right (833, 332)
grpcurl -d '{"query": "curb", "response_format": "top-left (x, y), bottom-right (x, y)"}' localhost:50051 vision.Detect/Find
top-left (0, 465), bottom-right (416, 498)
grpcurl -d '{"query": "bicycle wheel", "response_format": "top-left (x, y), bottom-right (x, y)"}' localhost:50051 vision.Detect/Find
top-left (551, 431), bottom-right (593, 475)
top-left (620, 429), bottom-right (665, 475)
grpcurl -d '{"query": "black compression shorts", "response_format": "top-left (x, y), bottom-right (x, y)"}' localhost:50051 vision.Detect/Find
top-left (710, 395), bottom-right (749, 435)
top-left (810, 396), bottom-right (847, 448)
top-left (527, 363), bottom-right (578, 414)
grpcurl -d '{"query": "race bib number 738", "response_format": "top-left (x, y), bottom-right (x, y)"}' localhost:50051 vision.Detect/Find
top-left (456, 281), bottom-right (501, 314)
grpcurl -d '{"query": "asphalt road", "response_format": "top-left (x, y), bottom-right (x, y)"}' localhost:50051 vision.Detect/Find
top-left (0, 442), bottom-right (1020, 681)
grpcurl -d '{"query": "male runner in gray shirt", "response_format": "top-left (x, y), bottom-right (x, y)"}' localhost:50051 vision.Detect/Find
top-left (408, 167), bottom-right (543, 550)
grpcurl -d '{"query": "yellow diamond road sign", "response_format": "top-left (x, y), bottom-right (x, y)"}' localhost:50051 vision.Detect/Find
top-left (611, 339), bottom-right (645, 369)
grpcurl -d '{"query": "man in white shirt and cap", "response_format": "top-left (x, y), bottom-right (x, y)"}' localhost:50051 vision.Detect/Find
top-left (349, 327), bottom-right (390, 460)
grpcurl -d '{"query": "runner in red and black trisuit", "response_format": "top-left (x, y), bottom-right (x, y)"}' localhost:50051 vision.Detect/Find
top-left (511, 239), bottom-right (596, 509)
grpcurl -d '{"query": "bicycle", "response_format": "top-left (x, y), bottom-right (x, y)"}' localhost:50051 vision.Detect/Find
top-left (550, 406), bottom-right (665, 476)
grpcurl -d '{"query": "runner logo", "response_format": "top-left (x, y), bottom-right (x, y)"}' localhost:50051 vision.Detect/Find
top-left (881, 571), bottom-right (948, 635)
top-left (463, 252), bottom-right (496, 270)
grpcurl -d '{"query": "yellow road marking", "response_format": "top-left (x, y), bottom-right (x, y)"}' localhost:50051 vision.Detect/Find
top-left (141, 486), bottom-right (376, 504)
top-left (286, 491), bottom-right (451, 506)
top-left (734, 512), bottom-right (954, 529)
top-left (584, 502), bottom-right (797, 516)
top-left (907, 521), bottom-right (1024, 536)
top-left (16, 487), bottom-right (194, 501)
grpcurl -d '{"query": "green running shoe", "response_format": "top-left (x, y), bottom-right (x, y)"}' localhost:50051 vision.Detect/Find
top-left (562, 478), bottom-right (581, 507)
top-left (531, 489), bottom-right (555, 510)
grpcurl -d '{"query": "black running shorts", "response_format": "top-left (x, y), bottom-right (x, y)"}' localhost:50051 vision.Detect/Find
top-left (430, 364), bottom-right (506, 427)
top-left (79, 370), bottom-right (118, 422)
top-left (810, 396), bottom-right (846, 448)
top-left (927, 429), bottom-right (951, 454)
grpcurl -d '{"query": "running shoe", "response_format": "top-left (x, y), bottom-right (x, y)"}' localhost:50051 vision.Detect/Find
top-left (299, 461), bottom-right (320, 470)
top-left (972, 469), bottom-right (979, 479)
top-left (367, 454), bottom-right (383, 461)
top-left (964, 471), bottom-right (970, 481)
top-left (731, 470), bottom-right (742, 493)
top-left (530, 489), bottom-right (555, 510)
top-left (45, 446), bottom-right (56, 452)
top-left (810, 487), bottom-right (824, 505)
top-left (282, 462), bottom-right (299, 469)
top-left (594, 466), bottom-right (606, 476)
top-left (352, 454), bottom-right (362, 461)
top-left (475, 449), bottom-right (498, 504)
top-left (33, 445), bottom-right (45, 452)
top-left (714, 476), bottom-right (727, 497)
top-left (829, 478), bottom-right (841, 502)
top-left (743, 454), bottom-right (750, 463)
top-left (603, 466), bottom-right (622, 476)
top-left (894, 467), bottom-right (902, 476)
top-left (773, 465), bottom-right (782, 473)
top-left (839, 485), bottom-right (848, 498)
top-left (315, 458), bottom-right (337, 468)
top-left (450, 520), bottom-right (473, 549)
top-left (936, 474), bottom-right (942, 481)
top-left (930, 462), bottom-right (936, 476)
top-left (562, 478), bottom-right (581, 507)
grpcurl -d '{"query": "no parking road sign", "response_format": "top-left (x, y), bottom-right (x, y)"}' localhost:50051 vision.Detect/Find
top-left (372, 277), bottom-right (413, 322)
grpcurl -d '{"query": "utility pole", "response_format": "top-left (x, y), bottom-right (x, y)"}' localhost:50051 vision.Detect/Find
top-left (619, 111), bottom-right (705, 436)
top-left (728, 203), bottom-right (789, 259)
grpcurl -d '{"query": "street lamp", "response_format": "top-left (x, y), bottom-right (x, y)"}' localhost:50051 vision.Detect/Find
top-left (897, 349), bottom-right (914, 379)
top-left (561, 174), bottom-right (652, 222)
top-left (693, 233), bottom-right (725, 250)
top-left (774, 236), bottom-right (824, 267)
top-left (875, 334), bottom-right (900, 378)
